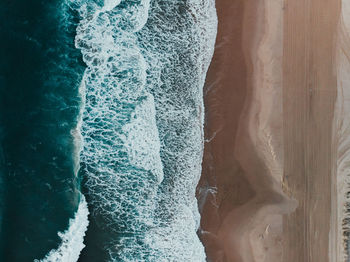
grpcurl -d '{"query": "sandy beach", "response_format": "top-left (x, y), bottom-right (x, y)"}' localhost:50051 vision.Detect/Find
top-left (198, 0), bottom-right (348, 261)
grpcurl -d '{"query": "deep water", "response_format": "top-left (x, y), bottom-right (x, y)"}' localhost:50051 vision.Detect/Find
top-left (0, 1), bottom-right (85, 261)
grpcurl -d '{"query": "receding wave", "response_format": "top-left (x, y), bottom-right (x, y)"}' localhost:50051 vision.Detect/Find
top-left (71, 0), bottom-right (217, 261)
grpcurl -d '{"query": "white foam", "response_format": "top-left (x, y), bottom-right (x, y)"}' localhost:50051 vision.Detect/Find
top-left (122, 95), bottom-right (164, 183)
top-left (74, 0), bottom-right (163, 237)
top-left (34, 196), bottom-right (89, 262)
top-left (70, 0), bottom-right (217, 261)
top-left (143, 205), bottom-right (206, 262)
top-left (131, 1), bottom-right (217, 260)
top-left (102, 0), bottom-right (121, 12)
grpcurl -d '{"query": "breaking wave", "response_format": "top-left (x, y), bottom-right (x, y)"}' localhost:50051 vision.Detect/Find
top-left (34, 196), bottom-right (89, 262)
top-left (70, 0), bottom-right (217, 260)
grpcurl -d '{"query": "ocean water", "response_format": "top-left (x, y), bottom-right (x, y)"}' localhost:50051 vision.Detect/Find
top-left (0, 0), bottom-right (217, 261)
top-left (0, 1), bottom-right (88, 261)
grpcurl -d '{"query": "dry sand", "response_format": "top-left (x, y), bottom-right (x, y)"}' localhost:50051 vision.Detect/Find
top-left (334, 1), bottom-right (350, 261)
top-left (197, 0), bottom-right (349, 261)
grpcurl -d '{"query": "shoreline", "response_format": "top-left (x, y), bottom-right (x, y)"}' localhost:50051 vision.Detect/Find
top-left (199, 0), bottom-right (343, 261)
top-left (198, 0), bottom-right (295, 261)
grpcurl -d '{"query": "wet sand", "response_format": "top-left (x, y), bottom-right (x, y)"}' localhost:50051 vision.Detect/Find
top-left (198, 0), bottom-right (346, 261)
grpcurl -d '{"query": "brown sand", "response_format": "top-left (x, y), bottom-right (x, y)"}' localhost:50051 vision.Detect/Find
top-left (282, 0), bottom-right (340, 261)
top-left (198, 0), bottom-right (345, 261)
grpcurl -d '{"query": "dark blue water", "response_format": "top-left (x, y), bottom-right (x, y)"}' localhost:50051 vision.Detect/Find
top-left (0, 0), bottom-right (217, 261)
top-left (0, 1), bottom-right (85, 260)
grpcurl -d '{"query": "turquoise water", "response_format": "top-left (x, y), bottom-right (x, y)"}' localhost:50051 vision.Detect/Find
top-left (0, 1), bottom-right (86, 261)
top-left (0, 1), bottom-right (217, 261)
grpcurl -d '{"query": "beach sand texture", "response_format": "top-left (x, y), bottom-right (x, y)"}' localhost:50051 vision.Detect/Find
top-left (198, 0), bottom-right (350, 261)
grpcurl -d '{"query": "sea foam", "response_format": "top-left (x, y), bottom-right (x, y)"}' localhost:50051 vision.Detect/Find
top-left (34, 196), bottom-right (89, 262)
top-left (73, 0), bottom-right (217, 261)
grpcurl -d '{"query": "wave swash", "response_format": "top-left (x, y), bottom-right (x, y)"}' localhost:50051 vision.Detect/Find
top-left (40, 0), bottom-right (217, 261)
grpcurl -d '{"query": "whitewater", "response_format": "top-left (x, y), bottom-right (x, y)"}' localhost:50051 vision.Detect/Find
top-left (38, 0), bottom-right (217, 261)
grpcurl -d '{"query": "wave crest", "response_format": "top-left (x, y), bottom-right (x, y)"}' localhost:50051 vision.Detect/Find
top-left (34, 196), bottom-right (89, 262)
